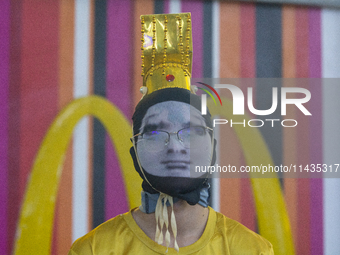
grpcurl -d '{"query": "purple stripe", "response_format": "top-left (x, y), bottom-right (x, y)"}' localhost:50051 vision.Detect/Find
top-left (105, 0), bottom-right (132, 219)
top-left (164, 0), bottom-right (170, 13)
top-left (309, 8), bottom-right (321, 78)
top-left (0, 0), bottom-right (10, 253)
top-left (309, 8), bottom-right (323, 255)
top-left (181, 0), bottom-right (203, 78)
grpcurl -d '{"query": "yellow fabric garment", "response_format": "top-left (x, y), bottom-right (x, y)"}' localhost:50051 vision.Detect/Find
top-left (68, 207), bottom-right (273, 255)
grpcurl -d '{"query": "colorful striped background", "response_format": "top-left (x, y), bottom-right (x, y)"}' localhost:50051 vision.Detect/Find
top-left (1, 0), bottom-right (340, 254)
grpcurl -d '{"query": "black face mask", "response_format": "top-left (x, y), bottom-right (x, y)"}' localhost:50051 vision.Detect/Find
top-left (130, 146), bottom-right (210, 205)
top-left (131, 88), bottom-right (216, 205)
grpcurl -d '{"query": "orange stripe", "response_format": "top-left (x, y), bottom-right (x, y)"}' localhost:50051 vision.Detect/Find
top-left (55, 0), bottom-right (75, 253)
top-left (219, 2), bottom-right (241, 221)
top-left (282, 5), bottom-right (296, 78)
top-left (56, 147), bottom-right (73, 253)
top-left (218, 111), bottom-right (242, 221)
top-left (219, 179), bottom-right (241, 222)
top-left (133, 0), bottom-right (154, 107)
top-left (240, 3), bottom-right (255, 78)
top-left (219, 2), bottom-right (240, 78)
top-left (59, 0), bottom-right (75, 108)
top-left (241, 178), bottom-right (255, 231)
top-left (281, 5), bottom-right (298, 248)
top-left (218, 95), bottom-right (242, 221)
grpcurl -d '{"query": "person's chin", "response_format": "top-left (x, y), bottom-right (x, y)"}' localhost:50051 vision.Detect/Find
top-left (149, 167), bottom-right (190, 177)
top-left (164, 168), bottom-right (191, 177)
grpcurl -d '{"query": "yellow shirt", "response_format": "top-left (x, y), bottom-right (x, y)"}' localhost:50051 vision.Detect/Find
top-left (68, 207), bottom-right (273, 254)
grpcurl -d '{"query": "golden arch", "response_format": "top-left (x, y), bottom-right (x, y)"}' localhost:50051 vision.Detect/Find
top-left (208, 97), bottom-right (295, 255)
top-left (14, 96), bottom-right (142, 254)
top-left (14, 95), bottom-right (294, 254)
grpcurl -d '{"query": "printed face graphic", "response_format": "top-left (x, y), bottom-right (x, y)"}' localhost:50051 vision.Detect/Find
top-left (136, 101), bottom-right (212, 177)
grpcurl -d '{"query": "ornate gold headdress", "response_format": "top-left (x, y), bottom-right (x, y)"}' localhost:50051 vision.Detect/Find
top-left (137, 13), bottom-right (196, 252)
top-left (140, 13), bottom-right (193, 95)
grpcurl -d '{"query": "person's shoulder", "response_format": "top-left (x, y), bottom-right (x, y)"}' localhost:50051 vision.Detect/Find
top-left (68, 211), bottom-right (129, 255)
top-left (213, 209), bottom-right (274, 254)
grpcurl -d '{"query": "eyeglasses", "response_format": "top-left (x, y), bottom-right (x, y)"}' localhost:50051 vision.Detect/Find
top-left (131, 126), bottom-right (213, 152)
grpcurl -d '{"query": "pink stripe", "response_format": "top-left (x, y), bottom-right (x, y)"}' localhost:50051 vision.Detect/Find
top-left (164, 0), bottom-right (170, 13)
top-left (309, 8), bottom-right (321, 78)
top-left (308, 8), bottom-right (323, 255)
top-left (181, 1), bottom-right (203, 78)
top-left (0, 0), bottom-right (10, 252)
top-left (105, 0), bottom-right (132, 219)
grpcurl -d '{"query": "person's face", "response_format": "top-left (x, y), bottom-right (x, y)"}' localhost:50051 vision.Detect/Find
top-left (136, 101), bottom-right (212, 177)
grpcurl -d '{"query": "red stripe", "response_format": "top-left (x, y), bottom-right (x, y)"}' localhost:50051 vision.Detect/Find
top-left (282, 7), bottom-right (298, 248)
top-left (239, 2), bottom-right (256, 228)
top-left (296, 8), bottom-right (309, 78)
top-left (295, 8), bottom-right (311, 255)
top-left (19, 0), bottom-right (59, 205)
top-left (8, 0), bottom-right (23, 253)
top-left (240, 3), bottom-right (255, 78)
top-left (297, 179), bottom-right (311, 254)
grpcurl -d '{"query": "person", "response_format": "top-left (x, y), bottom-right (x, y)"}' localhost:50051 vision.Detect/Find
top-left (68, 13), bottom-right (274, 255)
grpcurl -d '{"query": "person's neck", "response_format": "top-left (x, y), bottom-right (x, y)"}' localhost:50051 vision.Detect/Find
top-left (132, 200), bottom-right (209, 248)
top-left (171, 200), bottom-right (209, 239)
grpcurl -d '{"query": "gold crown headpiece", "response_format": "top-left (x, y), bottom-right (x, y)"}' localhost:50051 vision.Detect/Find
top-left (140, 13), bottom-right (193, 96)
